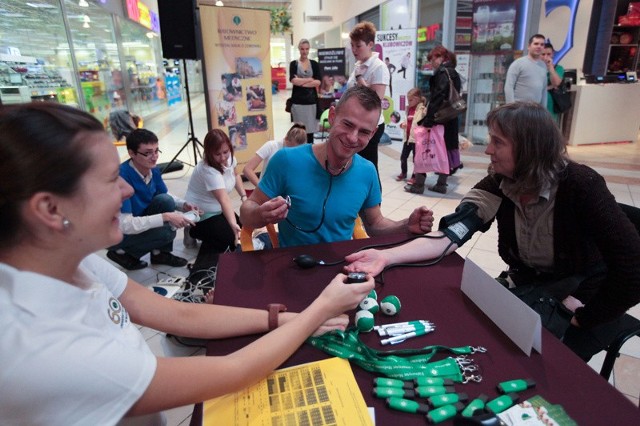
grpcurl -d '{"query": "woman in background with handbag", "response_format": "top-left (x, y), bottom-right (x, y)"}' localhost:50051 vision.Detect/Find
top-left (289, 39), bottom-right (321, 144)
top-left (405, 46), bottom-right (463, 194)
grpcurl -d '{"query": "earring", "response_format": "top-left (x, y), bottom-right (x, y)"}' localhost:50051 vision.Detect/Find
top-left (62, 218), bottom-right (71, 230)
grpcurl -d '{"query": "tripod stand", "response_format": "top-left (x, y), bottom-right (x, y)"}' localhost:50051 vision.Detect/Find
top-left (161, 58), bottom-right (203, 173)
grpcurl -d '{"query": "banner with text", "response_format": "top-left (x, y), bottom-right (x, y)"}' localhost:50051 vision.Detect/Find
top-left (318, 48), bottom-right (346, 77)
top-left (200, 6), bottom-right (273, 165)
top-left (375, 29), bottom-right (417, 141)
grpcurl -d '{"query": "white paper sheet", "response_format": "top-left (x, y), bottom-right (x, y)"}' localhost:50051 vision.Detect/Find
top-left (460, 259), bottom-right (542, 355)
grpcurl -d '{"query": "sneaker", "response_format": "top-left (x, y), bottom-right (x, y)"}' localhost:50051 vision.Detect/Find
top-left (395, 173), bottom-right (406, 181)
top-left (150, 252), bottom-right (188, 267)
top-left (406, 177), bottom-right (416, 185)
top-left (107, 250), bottom-right (148, 270)
top-left (183, 226), bottom-right (198, 249)
top-left (428, 183), bottom-right (448, 194)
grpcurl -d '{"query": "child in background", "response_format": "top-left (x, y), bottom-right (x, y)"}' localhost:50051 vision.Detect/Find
top-left (396, 88), bottom-right (427, 183)
top-left (242, 123), bottom-right (308, 187)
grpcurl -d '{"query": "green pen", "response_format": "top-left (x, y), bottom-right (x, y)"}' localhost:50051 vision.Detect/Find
top-left (413, 377), bottom-right (454, 387)
top-left (415, 385), bottom-right (455, 397)
top-left (428, 392), bottom-right (468, 408)
top-left (486, 393), bottom-right (519, 414)
top-left (497, 378), bottom-right (536, 394)
top-left (461, 394), bottom-right (489, 417)
top-left (373, 377), bottom-right (414, 389)
top-left (426, 402), bottom-right (465, 424)
top-left (386, 397), bottom-right (430, 414)
top-left (373, 387), bottom-right (416, 399)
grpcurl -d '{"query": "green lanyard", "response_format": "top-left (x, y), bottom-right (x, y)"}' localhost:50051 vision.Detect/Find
top-left (307, 328), bottom-right (486, 382)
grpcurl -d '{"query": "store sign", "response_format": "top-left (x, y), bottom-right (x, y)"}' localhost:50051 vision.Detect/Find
top-left (126, 0), bottom-right (160, 32)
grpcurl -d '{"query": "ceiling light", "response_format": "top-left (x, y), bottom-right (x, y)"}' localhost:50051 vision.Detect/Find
top-left (215, 0), bottom-right (224, 6)
top-left (83, 22), bottom-right (90, 28)
top-left (146, 32), bottom-right (156, 39)
top-left (83, 15), bottom-right (91, 23)
top-left (78, 0), bottom-right (89, 7)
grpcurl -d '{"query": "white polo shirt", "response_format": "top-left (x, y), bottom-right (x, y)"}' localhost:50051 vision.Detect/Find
top-left (0, 255), bottom-right (157, 425)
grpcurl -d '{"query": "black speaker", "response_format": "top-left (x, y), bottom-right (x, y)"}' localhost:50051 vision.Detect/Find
top-left (158, 0), bottom-right (199, 60)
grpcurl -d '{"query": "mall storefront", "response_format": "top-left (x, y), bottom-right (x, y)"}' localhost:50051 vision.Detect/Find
top-left (0, 0), bottom-right (171, 130)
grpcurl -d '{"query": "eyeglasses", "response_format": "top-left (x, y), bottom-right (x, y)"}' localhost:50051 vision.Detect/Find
top-left (136, 149), bottom-right (162, 157)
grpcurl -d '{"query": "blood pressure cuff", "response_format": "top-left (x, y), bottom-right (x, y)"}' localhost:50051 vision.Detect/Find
top-left (438, 203), bottom-right (484, 247)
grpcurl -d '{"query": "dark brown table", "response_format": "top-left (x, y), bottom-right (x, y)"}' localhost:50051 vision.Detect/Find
top-left (191, 235), bottom-right (640, 425)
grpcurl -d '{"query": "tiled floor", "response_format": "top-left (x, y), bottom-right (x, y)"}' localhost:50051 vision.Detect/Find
top-left (104, 91), bottom-right (640, 424)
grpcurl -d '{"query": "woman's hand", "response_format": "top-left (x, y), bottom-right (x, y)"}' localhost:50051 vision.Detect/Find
top-left (344, 250), bottom-right (388, 276)
top-left (562, 295), bottom-right (584, 313)
top-left (232, 222), bottom-right (242, 245)
top-left (313, 273), bottom-right (375, 317)
top-left (311, 314), bottom-right (349, 336)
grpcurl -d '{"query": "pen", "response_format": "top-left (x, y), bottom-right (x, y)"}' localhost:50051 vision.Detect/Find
top-left (376, 321), bottom-right (433, 335)
top-left (381, 328), bottom-right (432, 345)
top-left (381, 325), bottom-right (435, 337)
top-left (375, 320), bottom-right (432, 330)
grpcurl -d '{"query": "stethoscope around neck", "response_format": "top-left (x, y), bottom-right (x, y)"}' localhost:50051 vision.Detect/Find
top-left (284, 159), bottom-right (348, 234)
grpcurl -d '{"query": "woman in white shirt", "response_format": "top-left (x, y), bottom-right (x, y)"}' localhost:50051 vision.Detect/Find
top-left (0, 103), bottom-right (374, 425)
top-left (242, 123), bottom-right (307, 187)
top-left (185, 129), bottom-right (247, 253)
top-left (347, 21), bottom-right (390, 186)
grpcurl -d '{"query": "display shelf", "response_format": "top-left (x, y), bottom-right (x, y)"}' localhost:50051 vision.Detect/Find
top-left (464, 53), bottom-right (512, 144)
top-left (607, 25), bottom-right (640, 74)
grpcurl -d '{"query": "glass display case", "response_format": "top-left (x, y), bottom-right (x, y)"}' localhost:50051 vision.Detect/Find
top-left (464, 52), bottom-right (515, 144)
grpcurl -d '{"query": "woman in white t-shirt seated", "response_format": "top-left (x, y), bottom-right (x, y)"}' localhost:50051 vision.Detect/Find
top-left (185, 129), bottom-right (249, 253)
top-left (242, 123), bottom-right (307, 187)
top-left (0, 102), bottom-right (374, 425)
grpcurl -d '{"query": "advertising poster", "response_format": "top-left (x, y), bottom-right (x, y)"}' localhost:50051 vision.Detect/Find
top-left (199, 6), bottom-right (273, 165)
top-left (471, 0), bottom-right (518, 54)
top-left (375, 28), bottom-right (417, 141)
top-left (318, 48), bottom-right (346, 78)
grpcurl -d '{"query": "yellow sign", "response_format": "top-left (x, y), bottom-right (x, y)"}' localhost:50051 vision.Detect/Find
top-left (203, 357), bottom-right (373, 426)
top-left (200, 6), bottom-right (274, 165)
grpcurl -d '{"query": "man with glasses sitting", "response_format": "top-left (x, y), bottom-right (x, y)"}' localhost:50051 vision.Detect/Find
top-left (107, 129), bottom-right (198, 270)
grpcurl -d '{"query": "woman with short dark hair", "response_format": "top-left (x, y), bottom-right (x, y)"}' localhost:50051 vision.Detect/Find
top-left (0, 102), bottom-right (374, 425)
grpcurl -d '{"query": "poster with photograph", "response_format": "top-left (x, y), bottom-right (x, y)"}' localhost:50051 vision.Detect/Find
top-left (246, 84), bottom-right (266, 111)
top-left (200, 6), bottom-right (272, 164)
top-left (375, 28), bottom-right (417, 141)
top-left (471, 0), bottom-right (518, 54)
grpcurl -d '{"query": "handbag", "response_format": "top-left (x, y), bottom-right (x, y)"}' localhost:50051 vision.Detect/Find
top-left (285, 97), bottom-right (292, 113)
top-left (549, 81), bottom-right (572, 114)
top-left (434, 68), bottom-right (466, 124)
top-left (413, 125), bottom-right (449, 174)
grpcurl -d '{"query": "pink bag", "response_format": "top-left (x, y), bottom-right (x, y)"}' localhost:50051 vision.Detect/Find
top-left (413, 125), bottom-right (449, 174)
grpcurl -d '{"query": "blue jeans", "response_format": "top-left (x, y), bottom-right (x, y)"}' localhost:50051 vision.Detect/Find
top-left (110, 194), bottom-right (177, 259)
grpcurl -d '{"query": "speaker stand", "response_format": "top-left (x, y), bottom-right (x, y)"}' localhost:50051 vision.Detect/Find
top-left (161, 59), bottom-right (203, 174)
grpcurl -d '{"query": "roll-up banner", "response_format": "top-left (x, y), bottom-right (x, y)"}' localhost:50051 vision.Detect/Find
top-left (200, 5), bottom-right (273, 165)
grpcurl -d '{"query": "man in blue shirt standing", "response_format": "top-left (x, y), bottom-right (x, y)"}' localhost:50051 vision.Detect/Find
top-left (107, 129), bottom-right (198, 270)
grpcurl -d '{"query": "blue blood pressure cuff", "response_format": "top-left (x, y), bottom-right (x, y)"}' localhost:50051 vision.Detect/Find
top-left (438, 203), bottom-right (484, 247)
